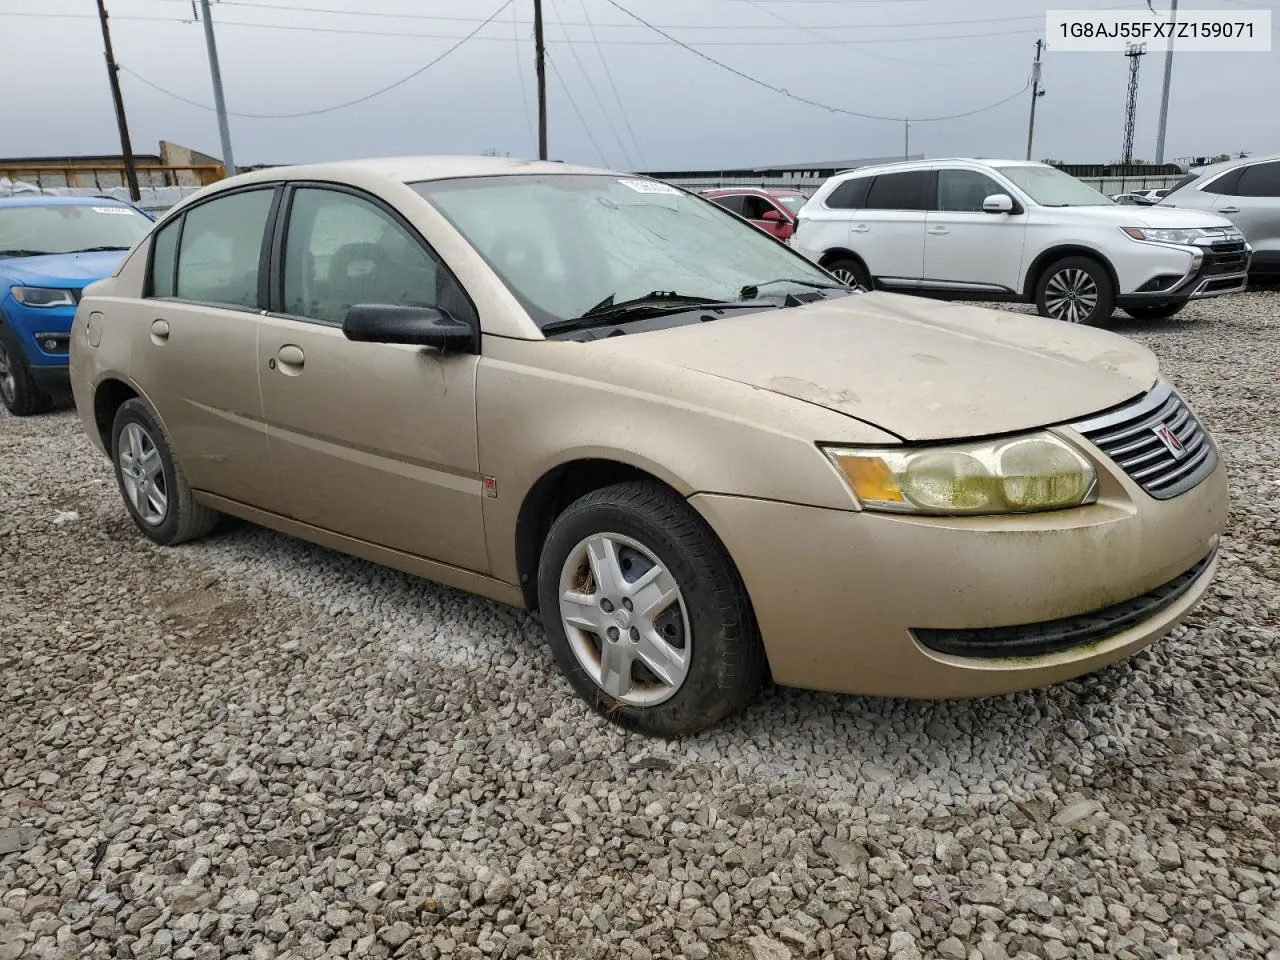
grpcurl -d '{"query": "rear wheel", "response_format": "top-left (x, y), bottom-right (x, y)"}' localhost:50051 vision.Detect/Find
top-left (0, 330), bottom-right (53, 417)
top-left (824, 257), bottom-right (872, 292)
top-left (537, 481), bottom-right (765, 737)
top-left (1035, 256), bottom-right (1115, 326)
top-left (1124, 303), bottom-right (1185, 321)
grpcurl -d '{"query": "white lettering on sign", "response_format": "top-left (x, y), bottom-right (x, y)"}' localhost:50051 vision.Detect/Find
top-left (617, 179), bottom-right (682, 196)
top-left (92, 206), bottom-right (135, 215)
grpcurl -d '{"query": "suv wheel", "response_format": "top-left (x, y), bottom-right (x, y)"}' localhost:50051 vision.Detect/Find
top-left (0, 330), bottom-right (53, 417)
top-left (1124, 303), bottom-right (1185, 321)
top-left (1035, 256), bottom-right (1115, 326)
top-left (537, 481), bottom-right (765, 737)
top-left (824, 257), bottom-right (871, 292)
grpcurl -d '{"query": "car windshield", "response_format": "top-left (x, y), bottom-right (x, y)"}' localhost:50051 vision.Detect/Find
top-left (0, 203), bottom-right (151, 257)
top-left (413, 174), bottom-right (840, 327)
top-left (776, 196), bottom-right (806, 214)
top-left (992, 165), bottom-right (1112, 207)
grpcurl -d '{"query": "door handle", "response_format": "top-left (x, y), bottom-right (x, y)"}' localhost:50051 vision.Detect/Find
top-left (276, 344), bottom-right (305, 375)
top-left (852, 224), bottom-right (871, 233)
top-left (927, 226), bottom-right (950, 235)
top-left (150, 319), bottom-right (170, 343)
top-left (1218, 206), bottom-right (1240, 213)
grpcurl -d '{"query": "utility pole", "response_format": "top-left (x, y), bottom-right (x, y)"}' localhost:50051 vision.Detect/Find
top-left (94, 0), bottom-right (141, 202)
top-left (903, 120), bottom-right (909, 161)
top-left (533, 0), bottom-right (548, 160)
top-left (197, 0), bottom-right (236, 176)
top-left (1026, 39), bottom-right (1045, 161)
top-left (1154, 0), bottom-right (1178, 164)
top-left (1121, 42), bottom-right (1146, 164)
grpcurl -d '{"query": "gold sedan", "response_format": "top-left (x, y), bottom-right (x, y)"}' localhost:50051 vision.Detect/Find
top-left (69, 158), bottom-right (1227, 735)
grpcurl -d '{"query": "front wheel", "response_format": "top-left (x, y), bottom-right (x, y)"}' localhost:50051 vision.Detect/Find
top-left (824, 257), bottom-right (872, 292)
top-left (1124, 302), bottom-right (1186, 321)
top-left (1035, 256), bottom-right (1116, 326)
top-left (0, 331), bottom-right (53, 417)
top-left (537, 481), bottom-right (765, 737)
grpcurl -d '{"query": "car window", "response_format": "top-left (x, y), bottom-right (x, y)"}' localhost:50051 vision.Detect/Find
top-left (864, 172), bottom-right (931, 211)
top-left (1165, 174), bottom-right (1199, 197)
top-left (708, 194), bottom-right (745, 215)
top-left (776, 196), bottom-right (806, 214)
top-left (936, 170), bottom-right (1007, 212)
top-left (148, 218), bottom-right (180, 298)
top-left (1197, 168), bottom-right (1242, 196)
top-left (281, 187), bottom-right (471, 326)
top-left (1232, 161), bottom-right (1280, 198)
top-left (175, 189), bottom-right (274, 309)
top-left (825, 177), bottom-right (872, 210)
top-left (740, 196), bottom-right (777, 220)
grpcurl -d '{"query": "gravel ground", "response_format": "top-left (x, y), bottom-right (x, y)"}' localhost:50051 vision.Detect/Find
top-left (2, 291), bottom-right (1279, 960)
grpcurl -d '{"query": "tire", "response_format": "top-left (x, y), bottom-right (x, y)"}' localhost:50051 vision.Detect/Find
top-left (1034, 256), bottom-right (1116, 326)
top-left (1124, 303), bottom-right (1185, 321)
top-left (537, 481), bottom-right (765, 737)
top-left (0, 328), bottom-right (53, 417)
top-left (824, 256), bottom-right (872, 292)
top-left (110, 398), bottom-right (219, 545)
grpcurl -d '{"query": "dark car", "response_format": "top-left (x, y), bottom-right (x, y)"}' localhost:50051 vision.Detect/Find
top-left (701, 188), bottom-right (807, 241)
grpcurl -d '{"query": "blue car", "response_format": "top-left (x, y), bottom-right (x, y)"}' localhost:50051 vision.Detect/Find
top-left (0, 196), bottom-right (154, 415)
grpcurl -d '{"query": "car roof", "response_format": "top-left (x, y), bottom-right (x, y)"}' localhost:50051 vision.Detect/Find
top-left (0, 195), bottom-right (136, 209)
top-left (828, 157), bottom-right (1043, 180)
top-left (226, 155), bottom-right (616, 188)
top-left (1189, 152), bottom-right (1280, 180)
top-left (703, 187), bottom-right (804, 198)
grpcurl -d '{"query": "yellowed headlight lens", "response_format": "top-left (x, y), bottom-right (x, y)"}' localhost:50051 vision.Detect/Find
top-left (824, 433), bottom-right (1096, 515)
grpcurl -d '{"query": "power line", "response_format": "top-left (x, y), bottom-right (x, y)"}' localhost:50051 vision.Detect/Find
top-left (546, 54), bottom-right (608, 165)
top-left (118, 0), bottom-right (515, 119)
top-left (549, 0), bottom-right (635, 168)
top-left (598, 0), bottom-right (1030, 123)
top-left (578, 0), bottom-right (647, 167)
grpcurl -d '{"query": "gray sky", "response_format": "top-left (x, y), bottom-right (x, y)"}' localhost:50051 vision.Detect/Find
top-left (4, 0), bottom-right (1278, 170)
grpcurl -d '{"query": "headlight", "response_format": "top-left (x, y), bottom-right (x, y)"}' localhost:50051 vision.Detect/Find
top-left (1122, 226), bottom-right (1221, 245)
top-left (11, 286), bottom-right (76, 308)
top-left (824, 433), bottom-right (1097, 515)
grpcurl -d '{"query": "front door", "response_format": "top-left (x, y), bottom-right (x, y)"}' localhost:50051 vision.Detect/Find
top-left (257, 184), bottom-right (489, 573)
top-left (924, 168), bottom-right (1028, 294)
top-left (132, 186), bottom-right (278, 506)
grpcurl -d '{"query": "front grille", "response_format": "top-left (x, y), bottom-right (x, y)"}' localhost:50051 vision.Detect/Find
top-left (914, 548), bottom-right (1216, 659)
top-left (1208, 240), bottom-right (1246, 254)
top-left (1201, 251), bottom-right (1249, 275)
top-left (1070, 381), bottom-right (1217, 500)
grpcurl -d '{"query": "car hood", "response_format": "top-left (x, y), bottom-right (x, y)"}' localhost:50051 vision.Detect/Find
top-left (0, 250), bottom-right (127, 287)
top-left (1038, 203), bottom-right (1236, 230)
top-left (588, 292), bottom-right (1158, 441)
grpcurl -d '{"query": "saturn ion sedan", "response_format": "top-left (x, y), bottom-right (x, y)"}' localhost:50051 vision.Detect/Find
top-left (68, 157), bottom-right (1227, 736)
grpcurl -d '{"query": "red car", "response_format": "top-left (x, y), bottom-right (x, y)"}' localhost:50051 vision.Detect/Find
top-left (701, 188), bottom-right (807, 241)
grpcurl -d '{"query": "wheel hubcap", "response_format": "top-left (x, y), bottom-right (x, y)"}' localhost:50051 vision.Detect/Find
top-left (1044, 268), bottom-right (1099, 323)
top-left (118, 422), bottom-right (168, 526)
top-left (558, 532), bottom-right (690, 707)
top-left (830, 267), bottom-right (865, 292)
top-left (0, 342), bottom-right (15, 405)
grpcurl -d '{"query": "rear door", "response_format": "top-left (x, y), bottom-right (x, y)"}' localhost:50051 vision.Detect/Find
top-left (924, 168), bottom-right (1027, 293)
top-left (256, 183), bottom-right (489, 572)
top-left (848, 171), bottom-right (931, 285)
top-left (133, 186), bottom-right (278, 507)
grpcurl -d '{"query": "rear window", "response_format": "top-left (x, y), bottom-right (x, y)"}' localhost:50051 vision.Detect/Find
top-left (825, 177), bottom-right (872, 210)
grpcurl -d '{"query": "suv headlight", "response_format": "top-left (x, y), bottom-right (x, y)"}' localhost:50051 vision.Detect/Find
top-left (1122, 226), bottom-right (1221, 245)
top-left (11, 286), bottom-right (77, 308)
top-left (824, 433), bottom-right (1097, 515)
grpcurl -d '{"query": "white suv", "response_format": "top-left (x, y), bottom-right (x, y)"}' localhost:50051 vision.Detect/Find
top-left (792, 159), bottom-right (1251, 325)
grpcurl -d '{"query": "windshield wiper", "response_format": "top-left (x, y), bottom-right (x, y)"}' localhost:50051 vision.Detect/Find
top-left (0, 249), bottom-right (51, 258)
top-left (542, 290), bottom-right (752, 335)
top-left (739, 278), bottom-right (847, 299)
top-left (69, 245), bottom-right (131, 253)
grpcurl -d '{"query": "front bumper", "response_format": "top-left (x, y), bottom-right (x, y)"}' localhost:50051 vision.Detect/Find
top-left (1117, 239), bottom-right (1252, 306)
top-left (690, 453), bottom-right (1227, 698)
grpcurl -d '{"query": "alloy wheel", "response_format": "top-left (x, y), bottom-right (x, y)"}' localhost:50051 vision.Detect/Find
top-left (1044, 268), bottom-right (1099, 323)
top-left (0, 341), bottom-right (15, 406)
top-left (829, 267), bottom-right (865, 291)
top-left (558, 532), bottom-right (691, 707)
top-left (118, 422), bottom-right (169, 526)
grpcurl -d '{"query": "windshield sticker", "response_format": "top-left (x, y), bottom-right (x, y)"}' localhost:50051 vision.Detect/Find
top-left (92, 206), bottom-right (134, 215)
top-left (617, 179), bottom-right (681, 196)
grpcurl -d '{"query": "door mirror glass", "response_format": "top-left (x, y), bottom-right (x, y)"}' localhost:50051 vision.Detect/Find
top-left (343, 304), bottom-right (473, 350)
top-left (982, 193), bottom-right (1015, 214)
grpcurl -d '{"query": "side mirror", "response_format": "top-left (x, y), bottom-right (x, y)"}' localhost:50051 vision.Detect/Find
top-left (760, 209), bottom-right (784, 222)
top-left (982, 193), bottom-right (1015, 214)
top-left (343, 303), bottom-right (473, 351)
